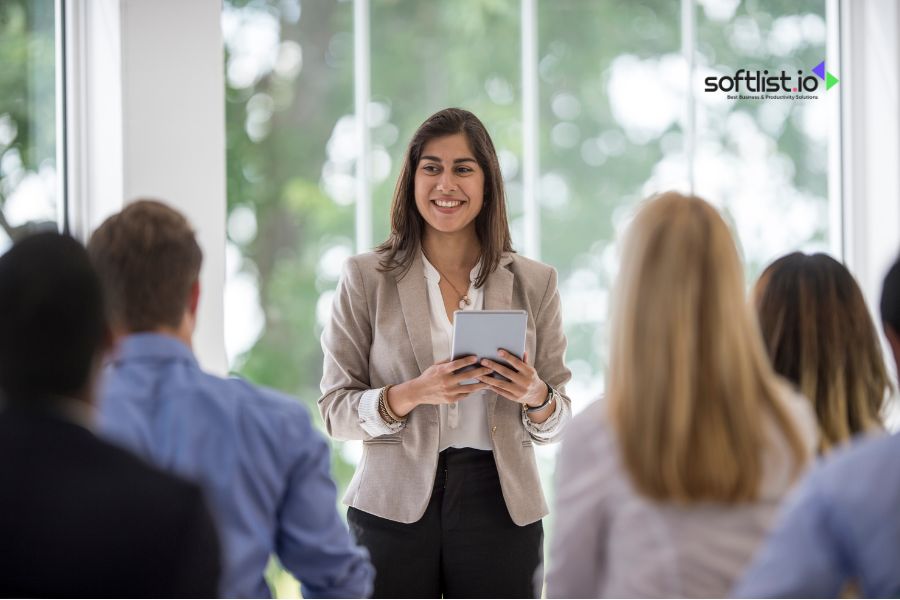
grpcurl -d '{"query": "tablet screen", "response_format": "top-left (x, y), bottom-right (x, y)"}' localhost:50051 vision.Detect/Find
top-left (451, 310), bottom-right (527, 384)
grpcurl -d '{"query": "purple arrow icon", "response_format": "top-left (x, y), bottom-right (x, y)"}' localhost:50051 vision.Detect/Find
top-left (813, 61), bottom-right (826, 80)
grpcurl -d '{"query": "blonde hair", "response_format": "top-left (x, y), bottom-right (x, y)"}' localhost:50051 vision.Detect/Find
top-left (608, 192), bottom-right (808, 503)
top-left (754, 252), bottom-right (890, 452)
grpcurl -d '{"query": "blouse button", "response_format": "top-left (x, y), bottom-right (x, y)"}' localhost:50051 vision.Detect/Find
top-left (491, 426), bottom-right (497, 434)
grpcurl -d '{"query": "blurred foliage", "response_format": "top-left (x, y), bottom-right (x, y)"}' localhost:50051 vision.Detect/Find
top-left (223, 0), bottom-right (827, 596)
top-left (225, 0), bottom-right (354, 403)
top-left (0, 0), bottom-right (829, 596)
top-left (0, 0), bottom-right (56, 241)
top-left (224, 0), bottom-right (827, 427)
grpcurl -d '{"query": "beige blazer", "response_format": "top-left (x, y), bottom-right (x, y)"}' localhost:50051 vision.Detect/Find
top-left (319, 250), bottom-right (572, 526)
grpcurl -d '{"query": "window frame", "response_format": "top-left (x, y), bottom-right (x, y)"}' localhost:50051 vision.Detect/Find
top-left (62, 0), bottom-right (899, 383)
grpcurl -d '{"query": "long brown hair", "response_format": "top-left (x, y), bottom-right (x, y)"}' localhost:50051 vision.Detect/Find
top-left (754, 252), bottom-right (890, 452)
top-left (608, 192), bottom-right (808, 503)
top-left (375, 108), bottom-right (513, 287)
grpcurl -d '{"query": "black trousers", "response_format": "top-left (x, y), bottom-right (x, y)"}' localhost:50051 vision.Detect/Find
top-left (347, 448), bottom-right (543, 599)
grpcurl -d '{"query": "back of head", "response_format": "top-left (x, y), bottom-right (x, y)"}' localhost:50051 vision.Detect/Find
top-left (755, 252), bottom-right (889, 451)
top-left (87, 200), bottom-right (202, 333)
top-left (881, 255), bottom-right (900, 372)
top-left (882, 255), bottom-right (900, 336)
top-left (0, 233), bottom-right (107, 404)
top-left (607, 192), bottom-right (807, 503)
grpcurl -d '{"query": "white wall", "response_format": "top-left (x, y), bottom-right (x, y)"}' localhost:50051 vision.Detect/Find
top-left (66, 0), bottom-right (227, 374)
top-left (841, 0), bottom-right (900, 313)
top-left (840, 0), bottom-right (900, 425)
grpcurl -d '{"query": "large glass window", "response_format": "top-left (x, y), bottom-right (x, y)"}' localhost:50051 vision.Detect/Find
top-left (694, 0), bottom-right (829, 276)
top-left (538, 1), bottom-right (685, 414)
top-left (0, 0), bottom-right (59, 254)
top-left (223, 4), bottom-right (354, 593)
top-left (223, 1), bottom-right (833, 595)
top-left (369, 1), bottom-right (524, 245)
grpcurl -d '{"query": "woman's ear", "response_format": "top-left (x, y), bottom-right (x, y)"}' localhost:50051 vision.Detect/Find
top-left (188, 279), bottom-right (201, 317)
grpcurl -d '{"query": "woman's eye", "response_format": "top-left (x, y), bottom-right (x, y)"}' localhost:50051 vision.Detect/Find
top-left (422, 164), bottom-right (440, 174)
top-left (456, 166), bottom-right (474, 175)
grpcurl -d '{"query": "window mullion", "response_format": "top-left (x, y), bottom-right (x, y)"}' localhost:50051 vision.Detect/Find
top-left (521, 0), bottom-right (539, 260)
top-left (354, 0), bottom-right (372, 254)
top-left (681, 0), bottom-right (696, 195)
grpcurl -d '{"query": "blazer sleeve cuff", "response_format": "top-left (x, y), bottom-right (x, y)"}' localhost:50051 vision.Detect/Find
top-left (358, 387), bottom-right (405, 437)
top-left (522, 388), bottom-right (570, 442)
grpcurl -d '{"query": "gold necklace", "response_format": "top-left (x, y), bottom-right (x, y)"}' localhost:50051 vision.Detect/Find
top-left (424, 252), bottom-right (473, 310)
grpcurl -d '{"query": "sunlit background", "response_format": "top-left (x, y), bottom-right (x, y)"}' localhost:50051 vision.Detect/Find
top-left (1, 0), bottom-right (836, 596)
top-left (0, 0), bottom-right (58, 254)
top-left (217, 0), bottom-right (830, 594)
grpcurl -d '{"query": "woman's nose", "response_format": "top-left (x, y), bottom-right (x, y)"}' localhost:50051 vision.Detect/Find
top-left (437, 171), bottom-right (457, 192)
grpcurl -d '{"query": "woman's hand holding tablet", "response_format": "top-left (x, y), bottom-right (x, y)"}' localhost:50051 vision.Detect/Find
top-left (385, 356), bottom-right (493, 417)
top-left (450, 310), bottom-right (552, 417)
top-left (478, 349), bottom-right (550, 409)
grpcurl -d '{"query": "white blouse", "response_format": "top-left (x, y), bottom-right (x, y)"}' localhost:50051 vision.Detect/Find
top-left (355, 252), bottom-right (566, 441)
top-left (420, 253), bottom-right (493, 451)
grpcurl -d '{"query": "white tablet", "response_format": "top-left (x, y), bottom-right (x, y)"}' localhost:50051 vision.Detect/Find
top-left (451, 310), bottom-right (527, 385)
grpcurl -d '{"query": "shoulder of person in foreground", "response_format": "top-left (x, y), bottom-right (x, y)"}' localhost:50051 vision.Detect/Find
top-left (772, 380), bottom-right (820, 460)
top-left (733, 431), bottom-right (900, 598)
top-left (546, 398), bottom-right (617, 598)
top-left (0, 409), bottom-right (220, 597)
top-left (102, 438), bottom-right (222, 597)
top-left (226, 377), bottom-right (375, 598)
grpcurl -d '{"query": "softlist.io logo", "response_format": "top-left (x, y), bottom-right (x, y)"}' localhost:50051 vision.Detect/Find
top-left (704, 60), bottom-right (839, 100)
top-left (811, 60), bottom-right (840, 90)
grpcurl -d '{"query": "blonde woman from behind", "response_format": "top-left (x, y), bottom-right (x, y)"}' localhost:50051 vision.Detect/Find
top-left (546, 192), bottom-right (816, 598)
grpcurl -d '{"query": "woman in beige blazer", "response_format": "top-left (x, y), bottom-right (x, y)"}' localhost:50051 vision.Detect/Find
top-left (320, 108), bottom-right (571, 598)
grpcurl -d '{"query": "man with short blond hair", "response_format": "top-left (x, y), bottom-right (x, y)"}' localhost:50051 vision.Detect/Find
top-left (90, 199), bottom-right (373, 599)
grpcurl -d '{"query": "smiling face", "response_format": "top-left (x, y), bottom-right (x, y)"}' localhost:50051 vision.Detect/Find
top-left (413, 132), bottom-right (485, 240)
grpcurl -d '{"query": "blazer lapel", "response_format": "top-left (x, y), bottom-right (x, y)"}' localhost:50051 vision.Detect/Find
top-left (396, 251), bottom-right (434, 374)
top-left (482, 253), bottom-right (515, 420)
top-left (483, 253), bottom-right (514, 311)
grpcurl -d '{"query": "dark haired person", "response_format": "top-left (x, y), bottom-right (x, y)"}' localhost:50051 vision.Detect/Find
top-left (754, 252), bottom-right (890, 452)
top-left (90, 200), bottom-right (373, 599)
top-left (0, 233), bottom-right (220, 597)
top-left (320, 107), bottom-right (572, 598)
top-left (734, 255), bottom-right (900, 597)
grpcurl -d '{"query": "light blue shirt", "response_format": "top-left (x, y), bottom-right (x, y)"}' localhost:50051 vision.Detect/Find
top-left (98, 333), bottom-right (373, 599)
top-left (734, 432), bottom-right (900, 598)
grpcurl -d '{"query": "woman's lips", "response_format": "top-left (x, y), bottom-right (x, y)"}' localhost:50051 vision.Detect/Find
top-left (431, 198), bottom-right (465, 213)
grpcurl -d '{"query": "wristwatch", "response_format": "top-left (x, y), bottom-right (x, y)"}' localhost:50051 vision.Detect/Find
top-left (524, 382), bottom-right (556, 415)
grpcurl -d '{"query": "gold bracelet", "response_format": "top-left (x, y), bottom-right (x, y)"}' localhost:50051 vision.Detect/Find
top-left (378, 385), bottom-right (404, 424)
top-left (377, 388), bottom-right (394, 424)
top-left (382, 385), bottom-right (402, 420)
